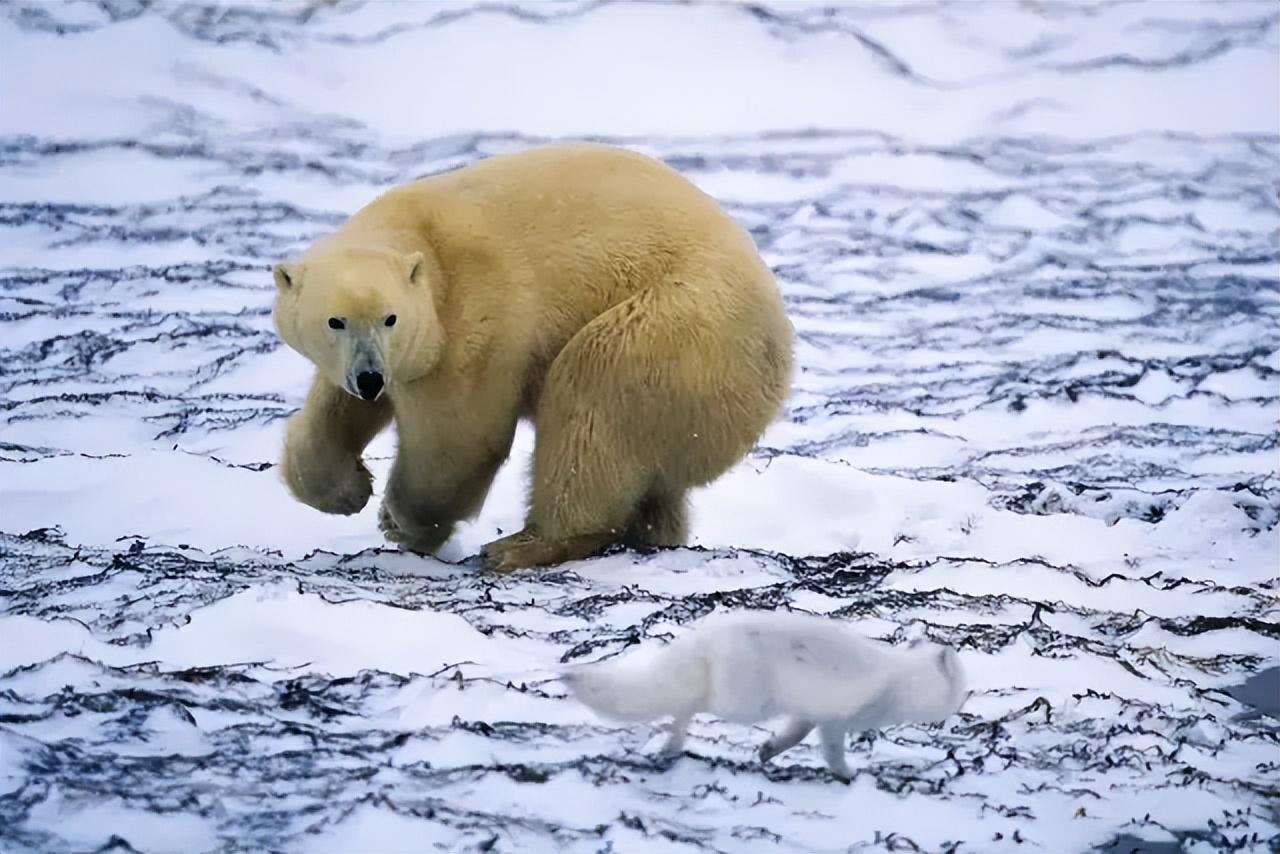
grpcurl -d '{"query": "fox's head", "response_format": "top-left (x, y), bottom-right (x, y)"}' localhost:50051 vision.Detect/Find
top-left (934, 646), bottom-right (968, 718)
top-left (900, 643), bottom-right (969, 725)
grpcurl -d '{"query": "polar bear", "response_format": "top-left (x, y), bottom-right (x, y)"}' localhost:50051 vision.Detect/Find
top-left (272, 143), bottom-right (793, 571)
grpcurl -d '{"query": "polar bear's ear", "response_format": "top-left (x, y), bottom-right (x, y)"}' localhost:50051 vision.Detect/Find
top-left (404, 252), bottom-right (426, 287)
top-left (273, 262), bottom-right (301, 292)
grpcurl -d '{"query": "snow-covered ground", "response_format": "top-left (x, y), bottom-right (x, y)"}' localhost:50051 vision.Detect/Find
top-left (1, 1), bottom-right (1277, 851)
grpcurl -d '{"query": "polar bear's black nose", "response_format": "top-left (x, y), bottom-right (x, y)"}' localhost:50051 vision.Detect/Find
top-left (355, 371), bottom-right (384, 401)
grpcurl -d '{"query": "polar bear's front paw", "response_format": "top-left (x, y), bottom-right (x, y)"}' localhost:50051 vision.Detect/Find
top-left (328, 462), bottom-right (375, 515)
top-left (378, 500), bottom-right (452, 555)
top-left (282, 451), bottom-right (373, 516)
top-left (378, 500), bottom-right (401, 537)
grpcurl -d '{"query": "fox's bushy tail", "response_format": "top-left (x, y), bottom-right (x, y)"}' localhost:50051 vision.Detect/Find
top-left (562, 641), bottom-right (705, 722)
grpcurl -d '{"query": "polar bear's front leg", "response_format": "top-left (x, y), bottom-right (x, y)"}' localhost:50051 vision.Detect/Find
top-left (280, 376), bottom-right (392, 515)
top-left (380, 408), bottom-right (515, 555)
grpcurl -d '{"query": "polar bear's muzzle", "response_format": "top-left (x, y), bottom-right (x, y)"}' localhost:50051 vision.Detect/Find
top-left (343, 340), bottom-right (386, 402)
top-left (354, 371), bottom-right (384, 401)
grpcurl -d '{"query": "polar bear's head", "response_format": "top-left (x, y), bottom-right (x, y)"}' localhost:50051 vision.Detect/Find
top-left (271, 247), bottom-right (442, 400)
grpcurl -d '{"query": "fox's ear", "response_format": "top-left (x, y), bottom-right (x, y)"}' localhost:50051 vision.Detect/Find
top-left (404, 251), bottom-right (426, 286)
top-left (273, 262), bottom-right (301, 292)
top-left (937, 647), bottom-right (958, 677)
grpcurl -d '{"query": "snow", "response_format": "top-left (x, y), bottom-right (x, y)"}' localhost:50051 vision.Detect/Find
top-left (1, 0), bottom-right (1277, 852)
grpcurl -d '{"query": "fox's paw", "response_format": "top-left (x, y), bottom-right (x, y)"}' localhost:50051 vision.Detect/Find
top-left (650, 751), bottom-right (683, 772)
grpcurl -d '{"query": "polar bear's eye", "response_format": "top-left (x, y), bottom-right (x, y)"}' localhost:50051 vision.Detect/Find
top-left (328, 317), bottom-right (345, 330)
top-left (385, 315), bottom-right (397, 327)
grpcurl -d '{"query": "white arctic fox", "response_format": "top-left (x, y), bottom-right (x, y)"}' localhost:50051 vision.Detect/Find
top-left (563, 609), bottom-right (968, 780)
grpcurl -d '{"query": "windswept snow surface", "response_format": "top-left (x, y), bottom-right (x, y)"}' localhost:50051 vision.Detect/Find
top-left (1, 1), bottom-right (1277, 852)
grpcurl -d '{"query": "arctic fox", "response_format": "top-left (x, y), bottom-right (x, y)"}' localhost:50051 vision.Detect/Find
top-left (563, 609), bottom-right (968, 780)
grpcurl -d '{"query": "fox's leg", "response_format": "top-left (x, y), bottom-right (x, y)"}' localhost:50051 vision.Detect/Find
top-left (818, 722), bottom-right (853, 782)
top-left (659, 714), bottom-right (693, 756)
top-left (759, 718), bottom-right (814, 764)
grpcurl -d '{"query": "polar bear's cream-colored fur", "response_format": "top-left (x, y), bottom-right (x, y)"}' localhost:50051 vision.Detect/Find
top-left (272, 143), bottom-right (793, 571)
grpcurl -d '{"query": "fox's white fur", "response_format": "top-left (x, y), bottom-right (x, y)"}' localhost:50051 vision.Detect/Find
top-left (563, 609), bottom-right (968, 780)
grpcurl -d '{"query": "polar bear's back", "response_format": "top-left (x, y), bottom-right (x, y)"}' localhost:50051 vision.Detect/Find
top-left (425, 142), bottom-right (734, 234)
top-left (383, 143), bottom-right (776, 305)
